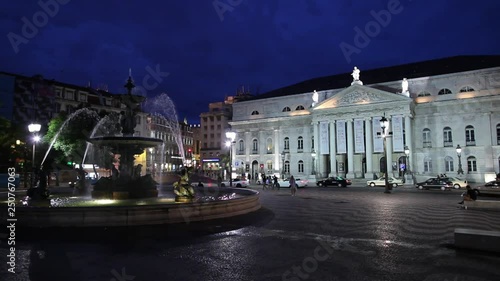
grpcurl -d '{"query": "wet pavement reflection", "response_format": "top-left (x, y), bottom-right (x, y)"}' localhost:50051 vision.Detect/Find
top-left (1, 186), bottom-right (500, 281)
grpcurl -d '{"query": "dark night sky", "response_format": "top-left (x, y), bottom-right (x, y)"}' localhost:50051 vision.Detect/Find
top-left (1, 0), bottom-right (499, 123)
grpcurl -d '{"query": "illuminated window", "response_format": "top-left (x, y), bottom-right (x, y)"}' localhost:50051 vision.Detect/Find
top-left (438, 88), bottom-right (452, 95)
top-left (459, 86), bottom-right (475, 93)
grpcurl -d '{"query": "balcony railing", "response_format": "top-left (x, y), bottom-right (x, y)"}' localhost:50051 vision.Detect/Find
top-left (251, 150), bottom-right (258, 154)
top-left (423, 141), bottom-right (432, 148)
top-left (466, 140), bottom-right (476, 146)
top-left (443, 141), bottom-right (453, 147)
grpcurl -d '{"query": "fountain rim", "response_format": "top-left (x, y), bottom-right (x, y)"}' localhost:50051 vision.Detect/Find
top-left (17, 188), bottom-right (259, 210)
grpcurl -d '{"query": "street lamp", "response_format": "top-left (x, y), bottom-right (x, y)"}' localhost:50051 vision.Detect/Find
top-left (379, 116), bottom-right (391, 194)
top-left (281, 150), bottom-right (286, 179)
top-left (456, 144), bottom-right (464, 175)
top-left (28, 122), bottom-right (41, 188)
top-left (225, 131), bottom-right (236, 187)
top-left (311, 150), bottom-right (316, 175)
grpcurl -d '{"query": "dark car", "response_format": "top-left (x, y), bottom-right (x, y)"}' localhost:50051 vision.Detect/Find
top-left (484, 180), bottom-right (500, 188)
top-left (316, 176), bottom-right (351, 187)
top-left (415, 178), bottom-right (452, 190)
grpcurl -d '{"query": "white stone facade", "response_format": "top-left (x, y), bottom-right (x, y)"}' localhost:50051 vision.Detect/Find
top-left (229, 65), bottom-right (500, 183)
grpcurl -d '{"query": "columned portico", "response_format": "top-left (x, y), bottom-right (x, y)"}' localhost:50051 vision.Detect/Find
top-left (312, 83), bottom-right (414, 179)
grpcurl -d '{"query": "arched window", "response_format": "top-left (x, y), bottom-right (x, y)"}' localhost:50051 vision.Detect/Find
top-left (417, 91), bottom-right (431, 97)
top-left (238, 140), bottom-right (245, 154)
top-left (284, 161), bottom-right (290, 174)
top-left (443, 127), bottom-right (453, 147)
top-left (266, 138), bottom-right (273, 154)
top-left (496, 123), bottom-right (500, 145)
top-left (282, 107), bottom-right (291, 112)
top-left (444, 156), bottom-right (454, 172)
top-left (465, 125), bottom-right (475, 145)
top-left (297, 136), bottom-right (303, 151)
top-left (295, 105), bottom-right (305, 110)
top-left (252, 139), bottom-right (258, 154)
top-left (424, 157), bottom-right (433, 173)
top-left (467, 156), bottom-right (477, 172)
top-left (298, 160), bottom-right (304, 173)
top-left (251, 110), bottom-right (259, 115)
top-left (284, 137), bottom-right (290, 151)
top-left (459, 86), bottom-right (475, 93)
top-left (438, 88), bottom-right (452, 95)
top-left (423, 128), bottom-right (432, 148)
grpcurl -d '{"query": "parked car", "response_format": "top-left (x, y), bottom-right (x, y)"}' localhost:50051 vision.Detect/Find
top-left (366, 176), bottom-right (403, 187)
top-left (415, 178), bottom-right (453, 190)
top-left (438, 176), bottom-right (467, 189)
top-left (276, 177), bottom-right (309, 188)
top-left (316, 176), bottom-right (351, 187)
top-left (220, 178), bottom-right (249, 188)
top-left (483, 180), bottom-right (500, 188)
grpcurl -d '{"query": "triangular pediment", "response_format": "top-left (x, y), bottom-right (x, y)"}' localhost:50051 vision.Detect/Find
top-left (314, 84), bottom-right (411, 110)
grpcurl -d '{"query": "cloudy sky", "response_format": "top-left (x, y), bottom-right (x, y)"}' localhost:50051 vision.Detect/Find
top-left (1, 0), bottom-right (499, 123)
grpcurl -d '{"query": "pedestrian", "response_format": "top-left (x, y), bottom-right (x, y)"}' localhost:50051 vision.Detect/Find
top-left (273, 175), bottom-right (279, 190)
top-left (290, 175), bottom-right (297, 196)
top-left (458, 185), bottom-right (478, 205)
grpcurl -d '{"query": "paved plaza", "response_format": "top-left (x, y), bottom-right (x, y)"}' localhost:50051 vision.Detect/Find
top-left (1, 185), bottom-right (500, 281)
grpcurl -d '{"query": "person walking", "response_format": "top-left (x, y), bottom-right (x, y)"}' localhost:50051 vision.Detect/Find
top-left (289, 175), bottom-right (297, 196)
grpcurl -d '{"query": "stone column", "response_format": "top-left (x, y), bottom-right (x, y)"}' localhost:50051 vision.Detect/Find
top-left (329, 121), bottom-right (337, 177)
top-left (346, 119), bottom-right (355, 178)
top-left (365, 117), bottom-right (373, 179)
top-left (274, 129), bottom-right (280, 174)
top-left (313, 121), bottom-right (323, 177)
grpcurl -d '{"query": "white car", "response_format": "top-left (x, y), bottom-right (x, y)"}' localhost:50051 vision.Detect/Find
top-left (220, 178), bottom-right (249, 188)
top-left (276, 178), bottom-right (309, 188)
top-left (367, 176), bottom-right (403, 187)
top-left (440, 176), bottom-right (467, 189)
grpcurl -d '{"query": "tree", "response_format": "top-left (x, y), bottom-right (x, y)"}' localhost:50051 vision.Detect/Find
top-left (0, 116), bottom-right (24, 167)
top-left (43, 112), bottom-right (98, 166)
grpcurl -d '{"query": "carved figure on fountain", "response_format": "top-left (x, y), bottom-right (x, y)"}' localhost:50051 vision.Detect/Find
top-left (173, 168), bottom-right (195, 202)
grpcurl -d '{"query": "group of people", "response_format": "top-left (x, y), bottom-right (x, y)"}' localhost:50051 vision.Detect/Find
top-left (260, 174), bottom-right (298, 196)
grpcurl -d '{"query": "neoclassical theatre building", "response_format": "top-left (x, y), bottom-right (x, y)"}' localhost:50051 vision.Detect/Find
top-left (229, 56), bottom-right (500, 183)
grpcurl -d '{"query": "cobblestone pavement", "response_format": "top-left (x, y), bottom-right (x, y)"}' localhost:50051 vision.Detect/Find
top-left (1, 186), bottom-right (500, 281)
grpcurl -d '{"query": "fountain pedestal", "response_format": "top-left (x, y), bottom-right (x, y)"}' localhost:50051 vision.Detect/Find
top-left (88, 75), bottom-right (163, 200)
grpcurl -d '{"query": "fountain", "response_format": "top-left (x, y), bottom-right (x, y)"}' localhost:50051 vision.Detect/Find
top-left (89, 75), bottom-right (163, 200)
top-left (1, 72), bottom-right (261, 228)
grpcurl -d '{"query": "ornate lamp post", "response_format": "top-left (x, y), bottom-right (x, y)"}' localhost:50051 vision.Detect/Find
top-left (456, 144), bottom-right (464, 175)
top-left (28, 122), bottom-right (41, 188)
top-left (281, 150), bottom-right (286, 179)
top-left (225, 131), bottom-right (236, 187)
top-left (379, 116), bottom-right (391, 194)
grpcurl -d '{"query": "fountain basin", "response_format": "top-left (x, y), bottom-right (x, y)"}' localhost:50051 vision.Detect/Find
top-left (89, 136), bottom-right (163, 152)
top-left (2, 188), bottom-right (260, 228)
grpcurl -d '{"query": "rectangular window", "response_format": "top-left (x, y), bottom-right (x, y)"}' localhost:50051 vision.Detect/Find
top-left (79, 93), bottom-right (87, 102)
top-left (65, 90), bottom-right (74, 100)
top-left (424, 160), bottom-right (432, 172)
